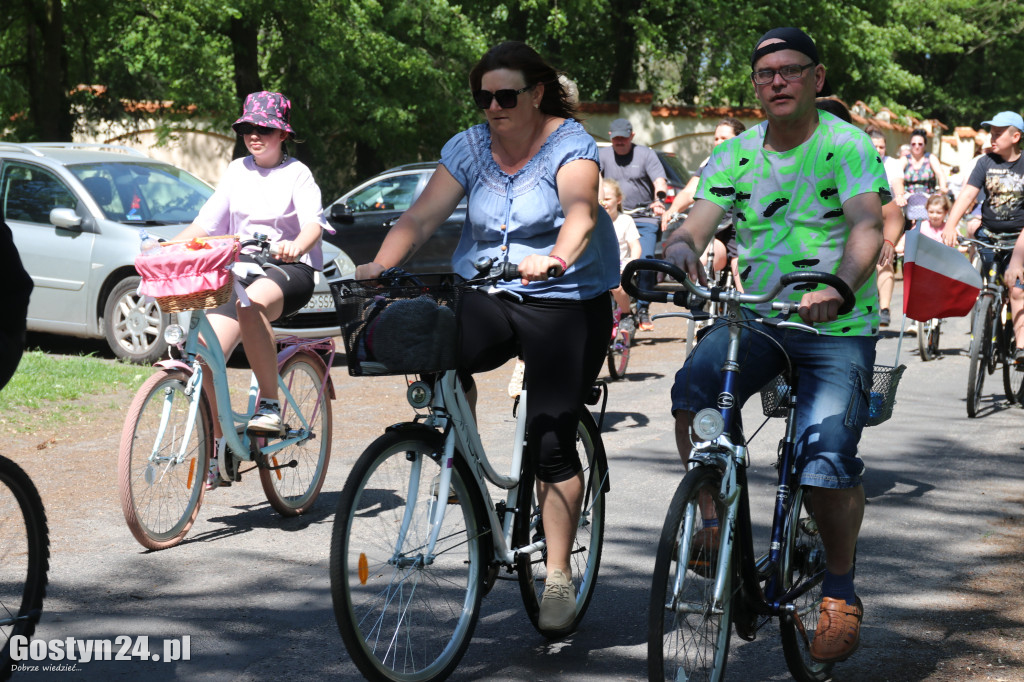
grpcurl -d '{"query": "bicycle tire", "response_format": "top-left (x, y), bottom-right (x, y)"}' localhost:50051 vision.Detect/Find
top-left (917, 320), bottom-right (935, 361)
top-left (0, 456), bottom-right (49, 680)
top-left (607, 328), bottom-right (631, 380)
top-left (999, 302), bottom-right (1024, 405)
top-left (259, 352), bottom-right (332, 515)
top-left (330, 426), bottom-right (487, 682)
top-left (515, 410), bottom-right (606, 638)
top-left (779, 487), bottom-right (833, 682)
top-left (966, 296), bottom-right (994, 418)
top-left (648, 465), bottom-right (731, 682)
top-left (118, 369), bottom-right (212, 550)
top-left (928, 319), bottom-right (941, 359)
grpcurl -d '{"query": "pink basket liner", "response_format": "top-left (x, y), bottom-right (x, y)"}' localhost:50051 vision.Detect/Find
top-left (135, 241), bottom-right (238, 298)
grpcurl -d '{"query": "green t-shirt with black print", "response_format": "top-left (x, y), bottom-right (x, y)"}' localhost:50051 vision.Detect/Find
top-left (696, 111), bottom-right (892, 336)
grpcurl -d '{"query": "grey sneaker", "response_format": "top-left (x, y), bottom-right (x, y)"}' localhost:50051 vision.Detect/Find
top-left (538, 568), bottom-right (576, 634)
top-left (247, 399), bottom-right (283, 434)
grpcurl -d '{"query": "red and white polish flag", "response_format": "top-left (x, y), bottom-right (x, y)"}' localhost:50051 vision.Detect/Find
top-left (902, 229), bottom-right (982, 322)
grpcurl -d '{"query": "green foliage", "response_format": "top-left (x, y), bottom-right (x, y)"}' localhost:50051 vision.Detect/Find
top-left (0, 0), bottom-right (1021, 196)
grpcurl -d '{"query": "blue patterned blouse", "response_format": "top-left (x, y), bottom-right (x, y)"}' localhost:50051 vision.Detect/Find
top-left (440, 118), bottom-right (620, 299)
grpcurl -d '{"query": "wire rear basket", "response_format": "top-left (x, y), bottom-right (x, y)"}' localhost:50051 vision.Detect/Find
top-left (330, 273), bottom-right (464, 377)
top-left (759, 364), bottom-right (905, 426)
top-left (865, 364), bottom-right (906, 426)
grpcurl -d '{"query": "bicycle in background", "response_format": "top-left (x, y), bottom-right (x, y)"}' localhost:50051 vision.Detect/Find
top-left (959, 233), bottom-right (1023, 415)
top-left (0, 455), bottom-right (48, 679)
top-left (328, 259), bottom-right (609, 682)
top-left (118, 235), bottom-right (335, 550)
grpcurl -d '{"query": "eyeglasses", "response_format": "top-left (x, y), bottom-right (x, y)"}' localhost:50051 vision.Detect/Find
top-left (751, 63), bottom-right (814, 85)
top-left (236, 123), bottom-right (278, 136)
top-left (910, 142), bottom-right (925, 147)
top-left (473, 85), bottom-right (532, 109)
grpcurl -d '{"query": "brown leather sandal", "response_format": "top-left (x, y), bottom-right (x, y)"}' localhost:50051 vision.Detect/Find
top-left (809, 596), bottom-right (863, 663)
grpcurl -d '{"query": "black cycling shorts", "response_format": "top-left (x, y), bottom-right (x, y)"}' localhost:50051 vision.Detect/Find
top-left (210, 253), bottom-right (316, 321)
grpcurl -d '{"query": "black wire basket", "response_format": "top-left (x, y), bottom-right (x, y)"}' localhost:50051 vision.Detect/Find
top-left (760, 364), bottom-right (905, 426)
top-left (330, 273), bottom-right (464, 377)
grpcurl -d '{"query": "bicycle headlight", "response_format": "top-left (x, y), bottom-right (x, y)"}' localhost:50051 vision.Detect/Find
top-left (163, 323), bottom-right (186, 346)
top-left (407, 381), bottom-right (432, 409)
top-left (693, 408), bottom-right (725, 441)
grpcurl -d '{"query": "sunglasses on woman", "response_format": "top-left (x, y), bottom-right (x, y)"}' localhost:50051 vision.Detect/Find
top-left (473, 85), bottom-right (532, 110)
top-left (236, 123), bottom-right (278, 136)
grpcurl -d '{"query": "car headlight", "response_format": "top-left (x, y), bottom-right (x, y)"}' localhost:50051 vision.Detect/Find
top-left (333, 249), bottom-right (356, 280)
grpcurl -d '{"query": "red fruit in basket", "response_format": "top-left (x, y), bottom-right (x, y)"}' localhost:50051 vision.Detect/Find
top-left (185, 238), bottom-right (212, 250)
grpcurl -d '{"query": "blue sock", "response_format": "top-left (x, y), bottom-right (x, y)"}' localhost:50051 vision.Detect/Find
top-left (821, 568), bottom-right (856, 605)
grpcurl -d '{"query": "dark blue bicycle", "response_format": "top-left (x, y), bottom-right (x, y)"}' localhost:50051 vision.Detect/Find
top-left (623, 258), bottom-right (899, 682)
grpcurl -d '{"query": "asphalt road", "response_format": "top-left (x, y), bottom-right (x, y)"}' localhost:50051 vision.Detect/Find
top-left (11, 285), bottom-right (1024, 681)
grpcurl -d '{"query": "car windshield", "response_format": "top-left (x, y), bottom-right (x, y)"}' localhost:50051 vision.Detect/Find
top-left (68, 162), bottom-right (213, 224)
top-left (656, 152), bottom-right (689, 187)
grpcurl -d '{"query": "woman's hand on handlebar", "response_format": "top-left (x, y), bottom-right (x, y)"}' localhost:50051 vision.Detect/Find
top-left (518, 254), bottom-right (564, 285)
top-left (355, 262), bottom-right (386, 280)
top-left (663, 240), bottom-right (708, 286)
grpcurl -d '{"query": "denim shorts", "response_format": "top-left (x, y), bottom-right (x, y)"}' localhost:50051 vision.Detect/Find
top-left (670, 312), bottom-right (877, 489)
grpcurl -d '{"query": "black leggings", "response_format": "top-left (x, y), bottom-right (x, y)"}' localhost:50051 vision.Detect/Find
top-left (457, 289), bottom-right (611, 483)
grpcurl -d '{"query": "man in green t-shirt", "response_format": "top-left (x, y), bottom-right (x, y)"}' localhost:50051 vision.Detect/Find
top-left (663, 26), bottom-right (890, 665)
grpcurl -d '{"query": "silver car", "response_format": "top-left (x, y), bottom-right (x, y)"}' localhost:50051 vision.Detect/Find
top-left (0, 142), bottom-right (346, 364)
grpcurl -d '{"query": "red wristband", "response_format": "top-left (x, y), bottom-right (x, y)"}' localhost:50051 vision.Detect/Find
top-left (884, 239), bottom-right (895, 248)
top-left (550, 255), bottom-right (567, 273)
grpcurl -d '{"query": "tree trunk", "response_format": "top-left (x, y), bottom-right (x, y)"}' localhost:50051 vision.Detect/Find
top-left (228, 16), bottom-right (263, 159)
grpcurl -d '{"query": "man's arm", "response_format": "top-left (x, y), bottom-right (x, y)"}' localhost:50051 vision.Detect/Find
top-left (799, 192), bottom-right (883, 324)
top-left (941, 184), bottom-right (980, 247)
top-left (662, 198), bottom-right (726, 285)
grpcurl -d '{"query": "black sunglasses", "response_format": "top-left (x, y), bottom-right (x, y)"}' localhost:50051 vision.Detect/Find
top-left (236, 123), bottom-right (278, 136)
top-left (473, 85), bottom-right (532, 110)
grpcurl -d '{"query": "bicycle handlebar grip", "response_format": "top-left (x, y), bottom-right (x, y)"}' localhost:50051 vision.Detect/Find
top-left (620, 258), bottom-right (678, 303)
top-left (777, 272), bottom-right (856, 316)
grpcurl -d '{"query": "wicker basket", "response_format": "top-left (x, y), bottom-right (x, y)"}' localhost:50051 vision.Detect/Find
top-left (136, 235), bottom-right (239, 313)
top-left (330, 273), bottom-right (464, 377)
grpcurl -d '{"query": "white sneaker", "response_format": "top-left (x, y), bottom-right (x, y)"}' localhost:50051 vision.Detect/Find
top-left (247, 399), bottom-right (283, 434)
top-left (538, 568), bottom-right (576, 634)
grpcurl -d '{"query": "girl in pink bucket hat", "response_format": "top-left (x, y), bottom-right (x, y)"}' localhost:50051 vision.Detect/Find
top-left (172, 90), bottom-right (332, 489)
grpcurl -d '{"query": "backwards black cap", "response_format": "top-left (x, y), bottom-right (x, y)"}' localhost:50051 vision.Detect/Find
top-left (750, 26), bottom-right (832, 97)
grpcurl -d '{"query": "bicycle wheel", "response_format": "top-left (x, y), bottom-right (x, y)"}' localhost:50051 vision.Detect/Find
top-left (917, 319), bottom-right (935, 361)
top-left (607, 328), bottom-right (631, 379)
top-left (259, 353), bottom-right (332, 515)
top-left (928, 319), bottom-right (942, 359)
top-left (118, 369), bottom-right (212, 550)
top-left (999, 303), bottom-right (1024, 405)
top-left (966, 296), bottom-right (994, 418)
top-left (779, 486), bottom-right (833, 682)
top-left (515, 410), bottom-right (606, 638)
top-left (0, 456), bottom-right (48, 678)
top-left (648, 465), bottom-right (731, 682)
top-left (330, 427), bottom-right (487, 682)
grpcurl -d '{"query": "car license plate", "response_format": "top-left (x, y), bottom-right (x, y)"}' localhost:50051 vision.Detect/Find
top-left (302, 293), bottom-right (334, 313)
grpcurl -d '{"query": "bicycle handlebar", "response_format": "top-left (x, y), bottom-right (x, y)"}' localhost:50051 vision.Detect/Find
top-left (620, 258), bottom-right (856, 316)
top-left (957, 235), bottom-right (1019, 251)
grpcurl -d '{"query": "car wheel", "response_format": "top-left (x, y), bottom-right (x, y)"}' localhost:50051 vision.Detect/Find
top-left (103, 276), bottom-right (169, 365)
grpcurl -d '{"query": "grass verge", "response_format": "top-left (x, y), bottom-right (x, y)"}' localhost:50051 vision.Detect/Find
top-left (0, 351), bottom-right (149, 431)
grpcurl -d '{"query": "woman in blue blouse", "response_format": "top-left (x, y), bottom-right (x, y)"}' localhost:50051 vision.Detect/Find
top-left (356, 41), bottom-right (619, 637)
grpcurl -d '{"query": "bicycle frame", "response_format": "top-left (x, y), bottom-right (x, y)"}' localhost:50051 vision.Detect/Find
top-left (681, 316), bottom-right (814, 622)
top-left (404, 368), bottom-right (534, 569)
top-left (153, 308), bottom-right (335, 467)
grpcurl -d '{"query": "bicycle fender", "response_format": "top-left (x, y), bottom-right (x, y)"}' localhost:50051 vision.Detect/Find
top-left (279, 346), bottom-right (337, 400)
top-left (382, 422), bottom-right (444, 445)
top-left (154, 359), bottom-right (192, 374)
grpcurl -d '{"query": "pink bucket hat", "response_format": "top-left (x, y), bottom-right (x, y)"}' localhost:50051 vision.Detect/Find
top-left (232, 91), bottom-right (295, 136)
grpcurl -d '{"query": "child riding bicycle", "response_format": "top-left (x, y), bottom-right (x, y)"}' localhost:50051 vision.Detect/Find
top-left (170, 91), bottom-right (332, 488)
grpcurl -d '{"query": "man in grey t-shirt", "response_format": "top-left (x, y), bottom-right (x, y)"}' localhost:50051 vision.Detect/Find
top-left (599, 118), bottom-right (668, 329)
